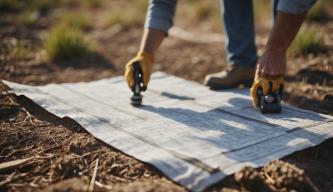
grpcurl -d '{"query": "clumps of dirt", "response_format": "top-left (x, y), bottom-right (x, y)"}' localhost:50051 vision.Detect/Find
top-left (68, 133), bottom-right (101, 155)
top-left (50, 155), bottom-right (87, 181)
top-left (234, 166), bottom-right (272, 192)
top-left (263, 160), bottom-right (318, 192)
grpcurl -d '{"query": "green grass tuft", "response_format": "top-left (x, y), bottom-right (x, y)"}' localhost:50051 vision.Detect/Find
top-left (0, 0), bottom-right (22, 11)
top-left (103, 0), bottom-right (148, 29)
top-left (105, 10), bottom-right (143, 29)
top-left (306, 0), bottom-right (330, 22)
top-left (186, 1), bottom-right (221, 30)
top-left (188, 2), bottom-right (211, 19)
top-left (10, 40), bottom-right (33, 60)
top-left (289, 27), bottom-right (329, 56)
top-left (84, 0), bottom-right (103, 8)
top-left (19, 11), bottom-right (39, 27)
top-left (0, 0), bottom-right (58, 13)
top-left (59, 12), bottom-right (92, 31)
top-left (135, 0), bottom-right (149, 12)
top-left (45, 24), bottom-right (94, 62)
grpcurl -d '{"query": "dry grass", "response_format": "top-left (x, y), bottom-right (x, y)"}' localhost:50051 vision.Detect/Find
top-left (306, 0), bottom-right (331, 22)
top-left (10, 40), bottom-right (33, 60)
top-left (0, 0), bottom-right (58, 13)
top-left (185, 1), bottom-right (221, 30)
top-left (18, 11), bottom-right (39, 27)
top-left (289, 27), bottom-right (329, 56)
top-left (253, 0), bottom-right (272, 20)
top-left (83, 0), bottom-right (104, 8)
top-left (45, 24), bottom-right (94, 62)
top-left (59, 12), bottom-right (92, 31)
top-left (104, 9), bottom-right (144, 29)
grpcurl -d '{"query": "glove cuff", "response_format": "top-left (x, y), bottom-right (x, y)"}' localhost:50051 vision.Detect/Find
top-left (137, 51), bottom-right (154, 64)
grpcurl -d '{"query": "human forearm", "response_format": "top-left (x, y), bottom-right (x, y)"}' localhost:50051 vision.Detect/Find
top-left (257, 11), bottom-right (306, 77)
top-left (266, 11), bottom-right (306, 53)
top-left (141, 0), bottom-right (177, 55)
top-left (139, 29), bottom-right (166, 55)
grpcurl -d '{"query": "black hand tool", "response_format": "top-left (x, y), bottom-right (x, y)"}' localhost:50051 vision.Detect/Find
top-left (256, 81), bottom-right (283, 114)
top-left (130, 62), bottom-right (145, 106)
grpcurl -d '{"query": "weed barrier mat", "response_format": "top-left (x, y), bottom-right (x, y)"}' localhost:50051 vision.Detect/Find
top-left (3, 72), bottom-right (333, 191)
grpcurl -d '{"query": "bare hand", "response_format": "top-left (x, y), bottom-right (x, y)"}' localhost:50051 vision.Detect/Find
top-left (256, 50), bottom-right (286, 77)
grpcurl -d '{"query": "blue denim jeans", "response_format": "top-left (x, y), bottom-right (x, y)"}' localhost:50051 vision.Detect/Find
top-left (221, 0), bottom-right (280, 68)
top-left (146, 0), bottom-right (316, 68)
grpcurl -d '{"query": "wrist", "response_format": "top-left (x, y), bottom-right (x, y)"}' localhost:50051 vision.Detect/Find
top-left (265, 46), bottom-right (287, 55)
top-left (137, 51), bottom-right (154, 63)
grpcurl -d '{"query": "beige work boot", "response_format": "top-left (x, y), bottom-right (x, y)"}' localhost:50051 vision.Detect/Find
top-left (204, 64), bottom-right (255, 90)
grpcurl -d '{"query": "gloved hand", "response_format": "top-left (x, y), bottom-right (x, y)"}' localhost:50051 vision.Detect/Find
top-left (250, 75), bottom-right (284, 108)
top-left (124, 51), bottom-right (154, 91)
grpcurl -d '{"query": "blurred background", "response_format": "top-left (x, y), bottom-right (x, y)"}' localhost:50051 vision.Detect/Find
top-left (0, 0), bottom-right (332, 111)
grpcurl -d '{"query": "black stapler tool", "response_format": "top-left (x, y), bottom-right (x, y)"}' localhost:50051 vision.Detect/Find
top-left (256, 81), bottom-right (283, 114)
top-left (130, 62), bottom-right (146, 106)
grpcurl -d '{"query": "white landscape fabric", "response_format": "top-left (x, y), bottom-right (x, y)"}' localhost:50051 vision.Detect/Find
top-left (3, 72), bottom-right (333, 191)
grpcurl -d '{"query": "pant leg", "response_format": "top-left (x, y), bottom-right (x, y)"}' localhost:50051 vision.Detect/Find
top-left (272, 0), bottom-right (279, 23)
top-left (221, 0), bottom-right (257, 68)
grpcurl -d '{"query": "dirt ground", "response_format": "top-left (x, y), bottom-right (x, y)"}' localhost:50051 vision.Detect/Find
top-left (1, 1), bottom-right (333, 191)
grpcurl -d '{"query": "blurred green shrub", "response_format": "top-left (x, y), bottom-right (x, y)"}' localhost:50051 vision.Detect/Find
top-left (253, 0), bottom-right (271, 20)
top-left (19, 11), bottom-right (39, 27)
top-left (136, 0), bottom-right (149, 12)
top-left (306, 0), bottom-right (330, 22)
top-left (0, 0), bottom-right (22, 11)
top-left (0, 0), bottom-right (59, 13)
top-left (45, 24), bottom-right (94, 62)
top-left (103, 0), bottom-right (147, 29)
top-left (59, 12), bottom-right (92, 31)
top-left (84, 0), bottom-right (103, 8)
top-left (10, 40), bottom-right (33, 60)
top-left (188, 2), bottom-right (211, 19)
top-left (289, 27), bottom-right (328, 56)
top-left (105, 10), bottom-right (142, 29)
top-left (185, 1), bottom-right (221, 30)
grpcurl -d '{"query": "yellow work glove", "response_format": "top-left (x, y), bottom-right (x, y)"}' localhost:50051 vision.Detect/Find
top-left (250, 76), bottom-right (284, 108)
top-left (124, 51), bottom-right (154, 91)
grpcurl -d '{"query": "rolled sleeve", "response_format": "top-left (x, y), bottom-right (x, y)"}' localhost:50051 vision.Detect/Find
top-left (278, 0), bottom-right (317, 14)
top-left (145, 0), bottom-right (177, 33)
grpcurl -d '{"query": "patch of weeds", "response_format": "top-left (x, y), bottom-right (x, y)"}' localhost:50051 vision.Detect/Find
top-left (253, 0), bottom-right (271, 20)
top-left (212, 2), bottom-right (222, 30)
top-left (103, 1), bottom-right (151, 29)
top-left (0, 0), bottom-right (22, 11)
top-left (187, 2), bottom-right (212, 20)
top-left (306, 0), bottom-right (330, 22)
top-left (0, 0), bottom-right (59, 13)
top-left (185, 1), bottom-right (221, 30)
top-left (59, 12), bottom-right (92, 31)
top-left (84, 0), bottom-right (103, 8)
top-left (28, 0), bottom-right (54, 14)
top-left (19, 11), bottom-right (40, 27)
top-left (10, 40), bottom-right (33, 60)
top-left (289, 27), bottom-right (329, 56)
top-left (104, 9), bottom-right (143, 29)
top-left (135, 0), bottom-right (149, 12)
top-left (45, 24), bottom-right (95, 62)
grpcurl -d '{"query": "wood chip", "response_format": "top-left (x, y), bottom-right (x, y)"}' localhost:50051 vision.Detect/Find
top-left (0, 158), bottom-right (33, 173)
top-left (88, 158), bottom-right (99, 192)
